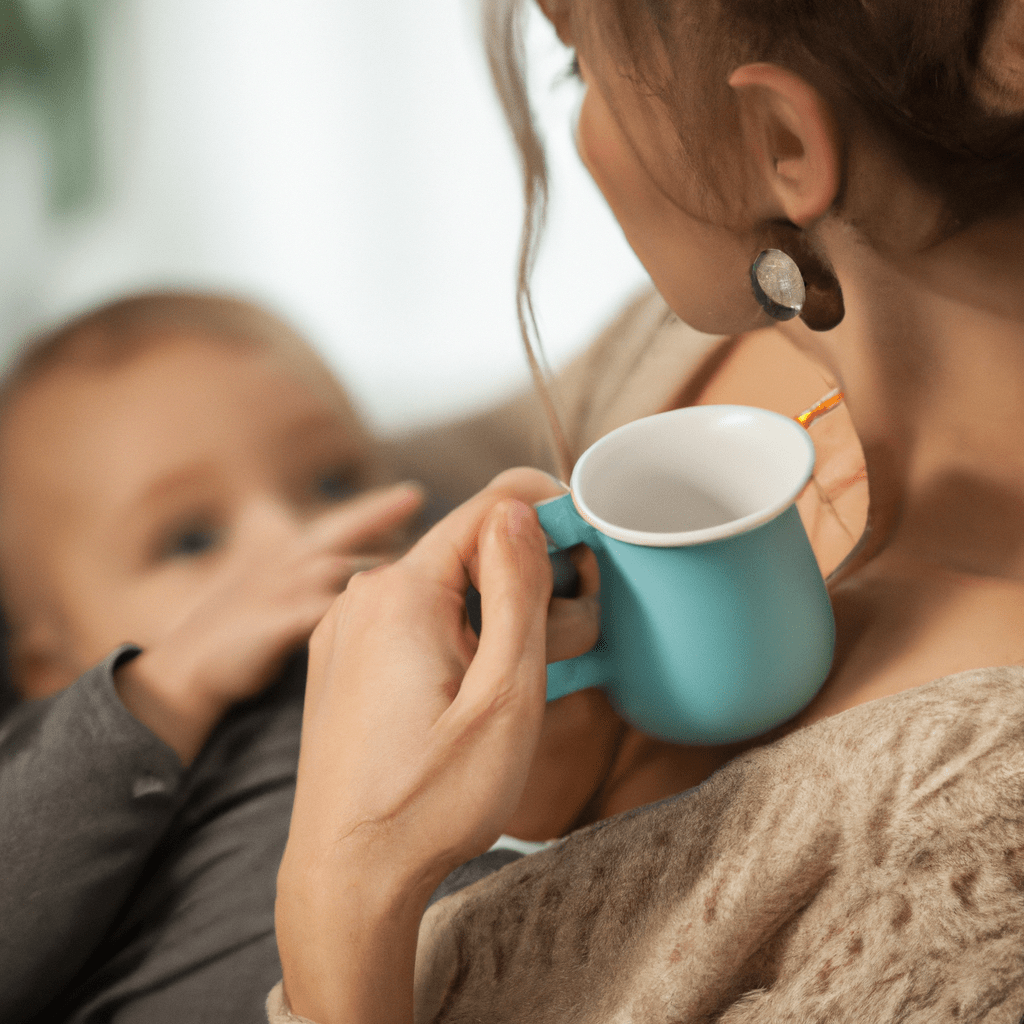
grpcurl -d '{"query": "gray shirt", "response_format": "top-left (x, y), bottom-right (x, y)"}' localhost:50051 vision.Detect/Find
top-left (1, 646), bottom-right (303, 1024)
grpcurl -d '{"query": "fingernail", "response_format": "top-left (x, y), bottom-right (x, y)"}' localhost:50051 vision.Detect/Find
top-left (505, 500), bottom-right (535, 540)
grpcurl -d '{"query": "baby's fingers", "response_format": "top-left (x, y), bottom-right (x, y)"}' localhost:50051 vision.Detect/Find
top-left (311, 482), bottom-right (424, 553)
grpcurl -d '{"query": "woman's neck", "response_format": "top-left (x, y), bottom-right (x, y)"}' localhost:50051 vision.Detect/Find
top-left (782, 207), bottom-right (1024, 582)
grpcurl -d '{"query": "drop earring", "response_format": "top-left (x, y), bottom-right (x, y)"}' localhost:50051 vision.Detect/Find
top-left (750, 249), bottom-right (805, 322)
top-left (752, 226), bottom-right (845, 331)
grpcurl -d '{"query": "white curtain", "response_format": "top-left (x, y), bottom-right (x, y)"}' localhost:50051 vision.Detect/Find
top-left (0, 0), bottom-right (647, 431)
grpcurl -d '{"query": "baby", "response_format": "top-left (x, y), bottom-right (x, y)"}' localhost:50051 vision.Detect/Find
top-left (0, 291), bottom-right (424, 1023)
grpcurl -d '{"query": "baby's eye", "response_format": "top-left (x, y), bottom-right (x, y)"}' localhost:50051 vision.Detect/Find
top-left (160, 524), bottom-right (221, 560)
top-left (314, 469), bottom-right (358, 503)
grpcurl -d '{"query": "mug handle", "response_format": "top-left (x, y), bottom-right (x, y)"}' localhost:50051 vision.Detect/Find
top-left (535, 494), bottom-right (610, 702)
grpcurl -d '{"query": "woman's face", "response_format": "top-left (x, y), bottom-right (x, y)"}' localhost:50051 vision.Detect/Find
top-left (566, 31), bottom-right (772, 334)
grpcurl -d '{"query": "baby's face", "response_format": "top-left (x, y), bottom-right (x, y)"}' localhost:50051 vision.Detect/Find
top-left (0, 331), bottom-right (376, 697)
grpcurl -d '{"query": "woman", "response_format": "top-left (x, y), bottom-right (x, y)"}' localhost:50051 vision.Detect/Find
top-left (274, 0), bottom-right (1024, 1020)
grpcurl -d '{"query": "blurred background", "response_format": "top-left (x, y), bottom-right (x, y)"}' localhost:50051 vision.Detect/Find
top-left (0, 0), bottom-right (648, 432)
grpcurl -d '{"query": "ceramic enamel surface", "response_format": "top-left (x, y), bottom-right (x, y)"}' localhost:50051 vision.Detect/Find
top-left (570, 405), bottom-right (816, 547)
top-left (538, 406), bottom-right (834, 744)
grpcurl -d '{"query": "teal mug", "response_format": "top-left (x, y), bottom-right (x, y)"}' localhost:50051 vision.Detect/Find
top-left (537, 405), bottom-right (835, 745)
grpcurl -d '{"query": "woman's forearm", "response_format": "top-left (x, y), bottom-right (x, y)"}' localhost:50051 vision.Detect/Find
top-left (274, 485), bottom-right (557, 1023)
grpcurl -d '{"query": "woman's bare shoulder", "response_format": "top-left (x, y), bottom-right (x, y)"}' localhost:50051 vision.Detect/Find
top-left (688, 326), bottom-right (869, 578)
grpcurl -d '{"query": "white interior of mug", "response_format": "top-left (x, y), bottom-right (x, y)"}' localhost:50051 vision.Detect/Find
top-left (570, 405), bottom-right (815, 547)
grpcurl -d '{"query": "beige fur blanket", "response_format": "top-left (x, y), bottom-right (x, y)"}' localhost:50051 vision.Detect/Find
top-left (411, 667), bottom-right (1024, 1023)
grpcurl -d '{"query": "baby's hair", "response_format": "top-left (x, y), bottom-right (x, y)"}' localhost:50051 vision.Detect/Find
top-left (2, 290), bottom-right (337, 402)
top-left (0, 289), bottom-right (371, 460)
top-left (483, 0), bottom-right (1024, 478)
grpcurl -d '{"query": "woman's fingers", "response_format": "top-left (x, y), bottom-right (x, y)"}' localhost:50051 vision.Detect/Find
top-left (306, 474), bottom-right (561, 745)
top-left (402, 467), bottom-right (565, 592)
top-left (307, 492), bottom-right (554, 744)
top-left (568, 542), bottom-right (600, 597)
top-left (545, 595), bottom-right (601, 663)
top-left (544, 542), bottom-right (601, 661)
top-left (462, 469), bottom-right (568, 588)
top-left (395, 469), bottom-right (601, 669)
top-left (425, 500), bottom-right (553, 852)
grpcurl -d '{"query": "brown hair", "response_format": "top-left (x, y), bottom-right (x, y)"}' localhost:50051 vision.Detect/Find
top-left (485, 0), bottom-right (574, 481)
top-left (7, 291), bottom-right (328, 386)
top-left (483, 0), bottom-right (1024, 472)
top-left (0, 290), bottom-right (370, 454)
top-left (591, 0), bottom-right (1024, 223)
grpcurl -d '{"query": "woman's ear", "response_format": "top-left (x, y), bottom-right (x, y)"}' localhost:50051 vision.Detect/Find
top-left (728, 63), bottom-right (841, 227)
top-left (536, 0), bottom-right (574, 46)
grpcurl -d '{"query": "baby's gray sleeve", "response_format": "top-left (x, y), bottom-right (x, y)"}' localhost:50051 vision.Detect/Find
top-left (0, 645), bottom-right (186, 1024)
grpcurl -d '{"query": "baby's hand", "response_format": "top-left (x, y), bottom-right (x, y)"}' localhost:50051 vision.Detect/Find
top-left (116, 482), bottom-right (424, 764)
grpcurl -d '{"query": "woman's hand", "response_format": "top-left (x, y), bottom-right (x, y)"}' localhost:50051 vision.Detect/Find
top-left (117, 482), bottom-right (424, 765)
top-left (276, 473), bottom-right (555, 1024)
top-left (466, 469), bottom-right (601, 666)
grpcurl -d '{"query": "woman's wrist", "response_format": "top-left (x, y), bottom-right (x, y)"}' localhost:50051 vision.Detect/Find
top-left (276, 841), bottom-right (436, 1024)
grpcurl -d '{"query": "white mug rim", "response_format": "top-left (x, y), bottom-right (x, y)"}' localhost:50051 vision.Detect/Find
top-left (560, 405), bottom-right (816, 548)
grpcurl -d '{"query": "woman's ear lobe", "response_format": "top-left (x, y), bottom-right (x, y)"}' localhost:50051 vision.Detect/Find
top-left (728, 63), bottom-right (841, 227)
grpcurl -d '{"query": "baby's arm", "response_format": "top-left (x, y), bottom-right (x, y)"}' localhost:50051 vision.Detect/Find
top-left (0, 647), bottom-right (185, 1023)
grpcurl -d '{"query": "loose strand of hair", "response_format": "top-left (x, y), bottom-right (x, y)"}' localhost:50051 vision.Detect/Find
top-left (483, 0), bottom-right (575, 484)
